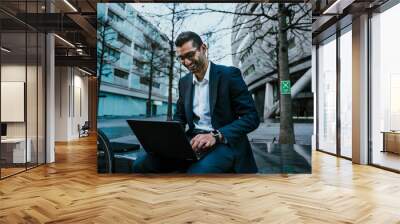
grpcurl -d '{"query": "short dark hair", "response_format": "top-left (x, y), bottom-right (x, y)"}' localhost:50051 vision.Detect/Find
top-left (175, 31), bottom-right (203, 48)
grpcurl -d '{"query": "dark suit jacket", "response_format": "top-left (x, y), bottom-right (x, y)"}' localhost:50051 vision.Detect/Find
top-left (173, 62), bottom-right (260, 173)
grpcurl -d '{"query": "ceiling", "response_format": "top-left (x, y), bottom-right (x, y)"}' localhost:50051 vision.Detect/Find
top-left (0, 0), bottom-right (97, 73)
top-left (311, 0), bottom-right (389, 43)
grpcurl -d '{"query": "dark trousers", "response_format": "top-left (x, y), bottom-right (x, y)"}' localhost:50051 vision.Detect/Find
top-left (132, 143), bottom-right (235, 174)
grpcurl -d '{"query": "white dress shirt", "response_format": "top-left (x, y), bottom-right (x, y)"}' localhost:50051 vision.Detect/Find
top-left (192, 61), bottom-right (213, 131)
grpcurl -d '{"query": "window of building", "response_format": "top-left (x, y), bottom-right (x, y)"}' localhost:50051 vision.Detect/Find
top-left (117, 3), bottom-right (126, 10)
top-left (134, 59), bottom-right (145, 70)
top-left (317, 35), bottom-right (337, 155)
top-left (151, 29), bottom-right (160, 41)
top-left (108, 10), bottom-right (123, 22)
top-left (161, 35), bottom-right (168, 43)
top-left (243, 64), bottom-right (255, 77)
top-left (370, 3), bottom-right (400, 171)
top-left (315, 24), bottom-right (354, 160)
top-left (137, 16), bottom-right (147, 26)
top-left (117, 33), bottom-right (132, 46)
top-left (143, 34), bottom-right (155, 45)
top-left (288, 37), bottom-right (296, 49)
top-left (339, 27), bottom-right (352, 158)
top-left (240, 47), bottom-right (253, 65)
top-left (104, 46), bottom-right (121, 60)
top-left (114, 68), bottom-right (129, 79)
top-left (140, 77), bottom-right (160, 88)
top-left (134, 44), bottom-right (144, 54)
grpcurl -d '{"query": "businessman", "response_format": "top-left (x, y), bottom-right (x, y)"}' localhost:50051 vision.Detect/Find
top-left (133, 31), bottom-right (260, 173)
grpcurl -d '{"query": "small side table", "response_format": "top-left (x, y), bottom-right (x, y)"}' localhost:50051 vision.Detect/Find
top-left (381, 131), bottom-right (400, 154)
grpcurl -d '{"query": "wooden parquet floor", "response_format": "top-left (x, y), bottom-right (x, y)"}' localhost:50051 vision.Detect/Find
top-left (1, 135), bottom-right (400, 223)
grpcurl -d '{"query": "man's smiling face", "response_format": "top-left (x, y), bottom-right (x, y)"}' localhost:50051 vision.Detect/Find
top-left (176, 40), bottom-right (207, 74)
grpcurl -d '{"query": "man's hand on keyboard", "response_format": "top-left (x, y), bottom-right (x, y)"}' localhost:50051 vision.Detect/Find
top-left (190, 133), bottom-right (216, 152)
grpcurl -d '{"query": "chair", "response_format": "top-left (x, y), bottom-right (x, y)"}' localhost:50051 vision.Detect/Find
top-left (79, 121), bottom-right (90, 138)
top-left (97, 129), bottom-right (141, 173)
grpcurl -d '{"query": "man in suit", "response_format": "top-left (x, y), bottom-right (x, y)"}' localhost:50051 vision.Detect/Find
top-left (133, 31), bottom-right (260, 174)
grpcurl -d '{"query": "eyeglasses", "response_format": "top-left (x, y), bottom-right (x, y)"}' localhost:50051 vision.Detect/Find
top-left (176, 48), bottom-right (198, 62)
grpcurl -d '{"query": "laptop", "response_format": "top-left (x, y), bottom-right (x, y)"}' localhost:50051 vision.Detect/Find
top-left (127, 120), bottom-right (208, 161)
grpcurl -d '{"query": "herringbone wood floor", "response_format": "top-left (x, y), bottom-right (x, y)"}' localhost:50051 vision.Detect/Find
top-left (1, 135), bottom-right (400, 224)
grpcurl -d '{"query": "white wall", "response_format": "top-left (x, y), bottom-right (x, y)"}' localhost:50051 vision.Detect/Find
top-left (1, 63), bottom-right (46, 164)
top-left (55, 66), bottom-right (69, 141)
top-left (55, 67), bottom-right (89, 141)
top-left (71, 72), bottom-right (89, 139)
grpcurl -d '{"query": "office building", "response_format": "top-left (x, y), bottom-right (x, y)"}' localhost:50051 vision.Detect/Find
top-left (231, 3), bottom-right (313, 121)
top-left (97, 3), bottom-right (179, 118)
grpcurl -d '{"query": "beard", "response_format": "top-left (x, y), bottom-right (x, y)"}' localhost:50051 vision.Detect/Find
top-left (186, 58), bottom-right (205, 74)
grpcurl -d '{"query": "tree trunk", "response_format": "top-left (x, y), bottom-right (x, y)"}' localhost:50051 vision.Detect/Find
top-left (146, 50), bottom-right (155, 117)
top-left (97, 22), bottom-right (107, 115)
top-left (278, 3), bottom-right (295, 144)
top-left (166, 4), bottom-right (176, 121)
top-left (167, 41), bottom-right (174, 120)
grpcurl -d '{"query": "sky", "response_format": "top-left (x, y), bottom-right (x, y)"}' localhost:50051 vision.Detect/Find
top-left (130, 3), bottom-right (237, 66)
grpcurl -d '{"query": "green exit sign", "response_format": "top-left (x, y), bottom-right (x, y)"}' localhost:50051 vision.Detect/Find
top-left (280, 80), bottom-right (291, 95)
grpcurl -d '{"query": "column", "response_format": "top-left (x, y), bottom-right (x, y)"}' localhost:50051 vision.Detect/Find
top-left (253, 87), bottom-right (265, 122)
top-left (46, 32), bottom-right (55, 163)
top-left (352, 14), bottom-right (369, 164)
top-left (263, 82), bottom-right (275, 121)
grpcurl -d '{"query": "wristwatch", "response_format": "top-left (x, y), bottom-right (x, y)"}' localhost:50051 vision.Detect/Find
top-left (211, 129), bottom-right (222, 143)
